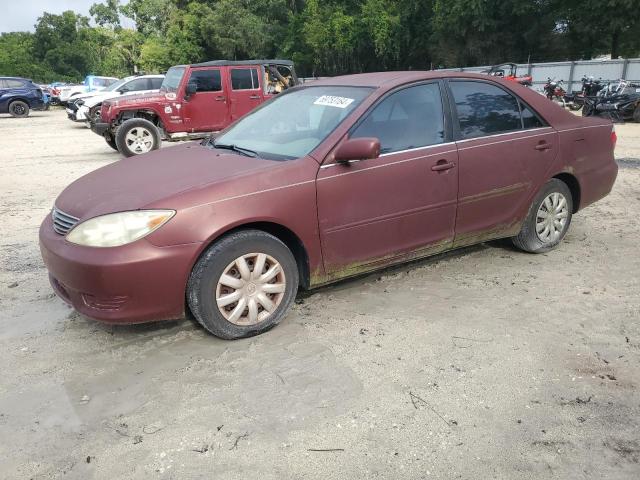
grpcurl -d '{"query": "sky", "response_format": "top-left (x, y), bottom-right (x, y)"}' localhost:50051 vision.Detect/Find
top-left (0, 0), bottom-right (132, 34)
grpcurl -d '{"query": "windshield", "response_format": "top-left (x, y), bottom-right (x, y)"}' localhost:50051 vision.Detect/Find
top-left (161, 67), bottom-right (186, 93)
top-left (104, 78), bottom-right (128, 92)
top-left (213, 86), bottom-right (373, 160)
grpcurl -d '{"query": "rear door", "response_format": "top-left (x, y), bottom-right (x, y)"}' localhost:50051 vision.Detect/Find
top-left (447, 79), bottom-right (558, 246)
top-left (182, 67), bottom-right (228, 132)
top-left (228, 66), bottom-right (263, 121)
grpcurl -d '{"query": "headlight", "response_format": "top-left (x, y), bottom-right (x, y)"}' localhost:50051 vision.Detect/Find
top-left (76, 100), bottom-right (84, 106)
top-left (66, 210), bottom-right (175, 247)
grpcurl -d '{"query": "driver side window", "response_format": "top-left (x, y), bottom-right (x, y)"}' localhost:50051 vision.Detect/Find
top-left (350, 83), bottom-right (445, 154)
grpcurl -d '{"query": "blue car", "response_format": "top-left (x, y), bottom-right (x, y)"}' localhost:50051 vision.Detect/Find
top-left (0, 77), bottom-right (46, 117)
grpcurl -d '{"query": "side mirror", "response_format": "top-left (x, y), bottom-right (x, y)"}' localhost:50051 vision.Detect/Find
top-left (334, 137), bottom-right (381, 164)
top-left (185, 82), bottom-right (197, 97)
top-left (118, 87), bottom-right (129, 94)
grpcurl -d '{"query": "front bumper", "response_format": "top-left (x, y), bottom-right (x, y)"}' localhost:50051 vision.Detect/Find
top-left (91, 121), bottom-right (110, 136)
top-left (66, 107), bottom-right (87, 122)
top-left (39, 215), bottom-right (202, 324)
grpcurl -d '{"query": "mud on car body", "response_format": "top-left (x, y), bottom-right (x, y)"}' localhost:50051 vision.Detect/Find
top-left (90, 60), bottom-right (298, 157)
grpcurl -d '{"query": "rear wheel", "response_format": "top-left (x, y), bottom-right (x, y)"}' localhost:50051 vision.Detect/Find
top-left (9, 100), bottom-right (29, 118)
top-left (115, 118), bottom-right (160, 157)
top-left (633, 105), bottom-right (640, 123)
top-left (187, 230), bottom-right (299, 339)
top-left (512, 179), bottom-right (573, 254)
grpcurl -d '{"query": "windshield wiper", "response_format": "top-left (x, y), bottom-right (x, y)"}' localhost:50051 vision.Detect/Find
top-left (212, 141), bottom-right (258, 158)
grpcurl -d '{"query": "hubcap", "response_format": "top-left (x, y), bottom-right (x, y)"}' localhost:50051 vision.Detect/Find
top-left (215, 253), bottom-right (286, 326)
top-left (125, 127), bottom-right (153, 154)
top-left (536, 192), bottom-right (569, 243)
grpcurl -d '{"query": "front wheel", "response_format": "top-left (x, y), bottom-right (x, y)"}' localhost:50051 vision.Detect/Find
top-left (9, 100), bottom-right (29, 118)
top-left (115, 118), bottom-right (161, 157)
top-left (187, 230), bottom-right (299, 339)
top-left (512, 179), bottom-right (573, 254)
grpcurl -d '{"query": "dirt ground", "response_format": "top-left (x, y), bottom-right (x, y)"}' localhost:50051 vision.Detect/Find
top-left (1, 109), bottom-right (639, 480)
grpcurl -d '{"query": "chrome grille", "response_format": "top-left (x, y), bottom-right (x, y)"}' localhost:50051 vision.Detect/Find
top-left (52, 206), bottom-right (79, 235)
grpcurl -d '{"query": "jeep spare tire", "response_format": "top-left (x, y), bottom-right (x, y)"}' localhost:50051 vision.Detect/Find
top-left (115, 118), bottom-right (161, 157)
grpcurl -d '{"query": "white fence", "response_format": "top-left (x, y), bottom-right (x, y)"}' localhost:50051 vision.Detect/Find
top-left (440, 58), bottom-right (640, 93)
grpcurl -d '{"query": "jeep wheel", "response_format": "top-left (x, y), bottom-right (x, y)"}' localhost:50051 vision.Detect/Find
top-left (9, 101), bottom-right (29, 118)
top-left (115, 118), bottom-right (161, 157)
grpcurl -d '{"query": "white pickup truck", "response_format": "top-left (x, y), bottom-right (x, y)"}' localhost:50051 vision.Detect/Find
top-left (58, 75), bottom-right (119, 104)
top-left (66, 75), bottom-right (165, 123)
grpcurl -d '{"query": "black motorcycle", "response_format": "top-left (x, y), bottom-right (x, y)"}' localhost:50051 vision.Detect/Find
top-left (582, 79), bottom-right (640, 122)
top-left (565, 76), bottom-right (605, 111)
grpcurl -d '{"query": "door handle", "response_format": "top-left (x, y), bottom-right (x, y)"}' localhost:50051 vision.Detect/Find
top-left (249, 95), bottom-right (260, 99)
top-left (535, 142), bottom-right (552, 151)
top-left (431, 160), bottom-right (456, 172)
top-left (215, 96), bottom-right (226, 102)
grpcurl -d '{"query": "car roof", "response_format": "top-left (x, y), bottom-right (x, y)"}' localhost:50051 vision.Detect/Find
top-left (0, 76), bottom-right (30, 81)
top-left (189, 59), bottom-right (294, 68)
top-left (307, 71), bottom-right (502, 89)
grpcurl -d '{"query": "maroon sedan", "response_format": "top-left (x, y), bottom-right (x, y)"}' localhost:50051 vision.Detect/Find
top-left (40, 71), bottom-right (618, 339)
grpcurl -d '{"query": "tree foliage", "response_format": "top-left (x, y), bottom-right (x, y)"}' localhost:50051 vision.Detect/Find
top-left (1, 0), bottom-right (639, 82)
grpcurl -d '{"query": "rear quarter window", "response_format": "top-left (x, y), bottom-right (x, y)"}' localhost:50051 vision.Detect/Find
top-left (5, 79), bottom-right (25, 88)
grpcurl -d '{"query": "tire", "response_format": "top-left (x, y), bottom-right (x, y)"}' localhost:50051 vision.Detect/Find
top-left (115, 118), bottom-right (160, 157)
top-left (8, 100), bottom-right (29, 118)
top-left (582, 103), bottom-right (593, 116)
top-left (104, 136), bottom-right (118, 151)
top-left (89, 105), bottom-right (101, 123)
top-left (634, 105), bottom-right (640, 123)
top-left (512, 179), bottom-right (573, 254)
top-left (187, 230), bottom-right (299, 339)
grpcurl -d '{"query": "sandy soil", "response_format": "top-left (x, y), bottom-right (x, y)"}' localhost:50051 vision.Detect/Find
top-left (1, 110), bottom-right (639, 479)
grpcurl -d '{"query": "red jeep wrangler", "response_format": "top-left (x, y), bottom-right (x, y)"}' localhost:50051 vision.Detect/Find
top-left (91, 60), bottom-right (298, 157)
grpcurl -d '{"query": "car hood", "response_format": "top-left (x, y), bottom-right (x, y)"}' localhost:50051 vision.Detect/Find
top-left (75, 90), bottom-right (105, 101)
top-left (54, 143), bottom-right (283, 220)
top-left (107, 91), bottom-right (167, 107)
top-left (83, 90), bottom-right (160, 108)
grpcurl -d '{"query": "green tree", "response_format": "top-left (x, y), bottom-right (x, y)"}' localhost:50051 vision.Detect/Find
top-left (90, 0), bottom-right (122, 29)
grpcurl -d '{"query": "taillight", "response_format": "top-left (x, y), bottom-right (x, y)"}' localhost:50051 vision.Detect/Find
top-left (611, 126), bottom-right (617, 150)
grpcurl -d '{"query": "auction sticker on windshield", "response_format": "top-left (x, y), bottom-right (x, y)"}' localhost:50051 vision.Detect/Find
top-left (314, 95), bottom-right (355, 108)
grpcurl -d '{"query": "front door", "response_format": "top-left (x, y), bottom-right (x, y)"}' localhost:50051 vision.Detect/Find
top-left (228, 66), bottom-right (263, 121)
top-left (182, 67), bottom-right (228, 132)
top-left (316, 82), bottom-right (459, 278)
top-left (447, 79), bottom-right (559, 246)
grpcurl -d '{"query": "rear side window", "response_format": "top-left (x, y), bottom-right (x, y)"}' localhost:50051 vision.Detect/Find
top-left (149, 78), bottom-right (164, 89)
top-left (5, 79), bottom-right (25, 88)
top-left (351, 83), bottom-right (445, 154)
top-left (189, 69), bottom-right (222, 92)
top-left (450, 81), bottom-right (522, 139)
top-left (231, 68), bottom-right (260, 90)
